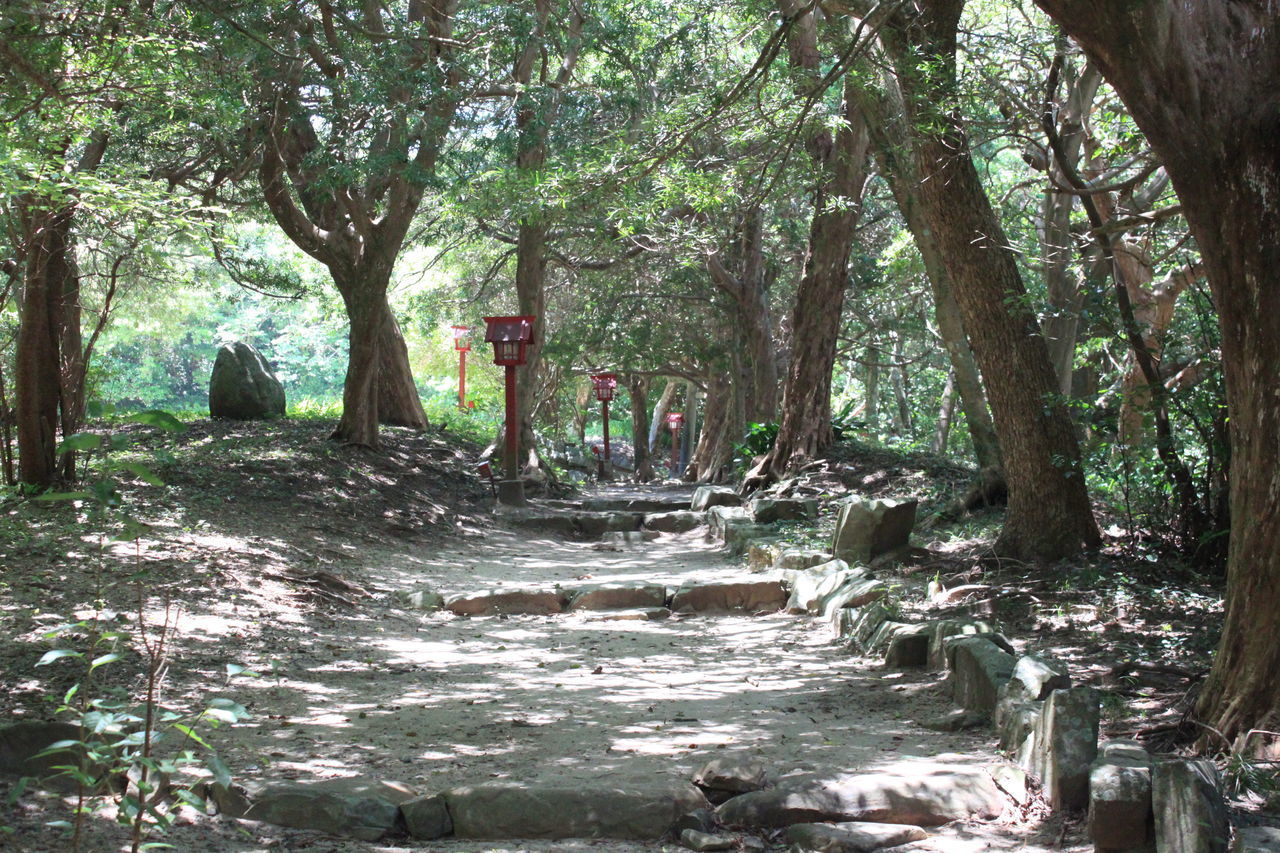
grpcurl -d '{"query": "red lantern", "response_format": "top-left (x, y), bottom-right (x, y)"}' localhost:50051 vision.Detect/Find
top-left (590, 373), bottom-right (618, 402)
top-left (482, 315), bottom-right (536, 366)
top-left (666, 412), bottom-right (684, 475)
top-left (451, 325), bottom-right (471, 352)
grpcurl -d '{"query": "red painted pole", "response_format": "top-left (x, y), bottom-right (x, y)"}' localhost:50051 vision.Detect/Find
top-left (504, 364), bottom-right (518, 483)
top-left (670, 426), bottom-right (680, 475)
top-left (458, 349), bottom-right (467, 408)
top-left (602, 399), bottom-right (611, 462)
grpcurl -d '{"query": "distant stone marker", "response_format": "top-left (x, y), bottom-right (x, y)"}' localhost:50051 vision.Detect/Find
top-left (831, 497), bottom-right (918, 564)
top-left (209, 341), bottom-right (286, 420)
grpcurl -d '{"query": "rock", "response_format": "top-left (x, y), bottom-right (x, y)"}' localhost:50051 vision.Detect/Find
top-left (445, 588), bottom-right (567, 616)
top-left (670, 581), bottom-right (788, 613)
top-left (917, 710), bottom-right (990, 732)
top-left (884, 623), bottom-right (934, 668)
top-left (749, 497), bottom-right (818, 524)
top-left (401, 588), bottom-right (444, 610)
top-left (949, 636), bottom-right (1016, 714)
top-left (716, 765), bottom-right (1004, 828)
top-left (864, 620), bottom-right (912, 656)
top-left (926, 619), bottom-right (997, 670)
top-left (779, 549), bottom-right (832, 571)
top-left (1005, 655), bottom-right (1072, 702)
top-left (569, 584), bottom-right (667, 611)
top-left (672, 807), bottom-right (718, 835)
top-left (586, 607), bottom-right (671, 622)
top-left (576, 513), bottom-right (644, 537)
top-left (1152, 759), bottom-right (1229, 853)
top-left (401, 792), bottom-right (452, 839)
top-left (597, 530), bottom-right (659, 549)
top-left (1033, 687), bottom-right (1099, 812)
top-left (706, 506), bottom-right (751, 539)
top-left (1234, 827), bottom-right (1280, 853)
top-left (818, 579), bottom-right (883, 616)
top-left (991, 765), bottom-right (1031, 805)
top-left (0, 721), bottom-right (87, 783)
top-left (693, 758), bottom-right (769, 796)
top-left (785, 821), bottom-right (929, 852)
top-left (583, 496), bottom-right (691, 513)
top-left (645, 511), bottom-right (703, 533)
top-left (1088, 740), bottom-right (1153, 852)
top-left (831, 498), bottom-right (918, 564)
top-left (692, 486), bottom-right (743, 512)
top-left (746, 541), bottom-right (784, 571)
top-left (209, 341), bottom-right (286, 420)
top-left (680, 829), bottom-right (736, 851)
top-left (724, 522), bottom-right (777, 555)
top-left (844, 602), bottom-right (890, 650)
top-left (996, 699), bottom-right (1041, 770)
top-left (785, 561), bottom-right (856, 614)
top-left (242, 778), bottom-right (414, 841)
top-left (443, 780), bottom-right (710, 839)
top-left (829, 608), bottom-right (858, 641)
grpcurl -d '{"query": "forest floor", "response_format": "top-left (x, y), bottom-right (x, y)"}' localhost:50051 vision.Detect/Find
top-left (0, 418), bottom-right (1242, 852)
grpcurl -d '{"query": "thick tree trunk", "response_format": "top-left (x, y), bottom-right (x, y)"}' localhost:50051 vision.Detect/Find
top-left (626, 375), bottom-right (653, 480)
top-left (330, 266), bottom-right (393, 447)
top-left (376, 312), bottom-right (428, 429)
top-left (688, 373), bottom-right (733, 482)
top-left (745, 80), bottom-right (871, 488)
top-left (888, 0), bottom-right (1099, 561)
top-left (15, 205), bottom-right (72, 487)
top-left (932, 369), bottom-right (957, 454)
top-left (1030, 0), bottom-right (1280, 752)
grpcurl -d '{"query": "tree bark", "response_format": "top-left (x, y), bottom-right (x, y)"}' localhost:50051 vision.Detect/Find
top-left (884, 0), bottom-right (1099, 560)
top-left (1031, 0), bottom-right (1280, 753)
top-left (932, 369), bottom-right (957, 454)
top-left (376, 313), bottom-right (429, 429)
top-left (626, 374), bottom-right (653, 480)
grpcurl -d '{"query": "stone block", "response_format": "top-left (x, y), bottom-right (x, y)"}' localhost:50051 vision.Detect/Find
top-left (706, 506), bottom-right (751, 539)
top-left (243, 778), bottom-right (414, 841)
top-left (693, 758), bottom-right (769, 796)
top-left (884, 623), bottom-right (934, 668)
top-left (716, 765), bottom-right (1003, 828)
top-left (575, 512), bottom-right (644, 537)
top-left (723, 523), bottom-right (776, 555)
top-left (401, 793), bottom-right (452, 840)
top-left (831, 498), bottom-right (918, 564)
top-left (443, 781), bottom-right (710, 839)
top-left (569, 584), bottom-right (667, 611)
top-left (1033, 687), bottom-right (1100, 812)
top-left (680, 829), bottom-right (735, 851)
top-left (1152, 759), bottom-right (1229, 853)
top-left (996, 698), bottom-right (1041, 770)
top-left (785, 560), bottom-right (854, 614)
top-left (1006, 655), bottom-right (1072, 702)
top-left (844, 602), bottom-right (890, 650)
top-left (693, 486), bottom-right (742, 512)
top-left (784, 821), bottom-right (928, 852)
top-left (645, 510), bottom-right (703, 533)
top-left (779, 549), bottom-right (832, 571)
top-left (445, 588), bottom-right (567, 616)
top-left (1088, 740), bottom-right (1153, 852)
top-left (670, 580), bottom-right (788, 613)
top-left (746, 541), bottom-right (784, 571)
top-left (926, 619), bottom-right (996, 670)
top-left (817, 579), bottom-right (884, 620)
top-left (749, 497), bottom-right (818, 524)
top-left (950, 636), bottom-right (1016, 714)
top-left (864, 620), bottom-right (911, 655)
top-left (1233, 827), bottom-right (1280, 853)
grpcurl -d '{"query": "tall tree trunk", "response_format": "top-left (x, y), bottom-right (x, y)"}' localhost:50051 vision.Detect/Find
top-left (745, 76), bottom-right (871, 488)
top-left (932, 369), bottom-right (957, 454)
top-left (1031, 0), bottom-right (1280, 752)
top-left (688, 373), bottom-right (733, 482)
top-left (15, 205), bottom-right (72, 487)
top-left (885, 0), bottom-right (1099, 560)
top-left (376, 312), bottom-right (429, 429)
top-left (850, 57), bottom-right (1003, 473)
top-left (649, 378), bottom-right (677, 453)
top-left (330, 266), bottom-right (394, 446)
top-left (626, 374), bottom-right (653, 480)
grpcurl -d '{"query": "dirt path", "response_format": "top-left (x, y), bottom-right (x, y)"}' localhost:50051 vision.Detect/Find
top-left (3, 483), bottom-right (1086, 852)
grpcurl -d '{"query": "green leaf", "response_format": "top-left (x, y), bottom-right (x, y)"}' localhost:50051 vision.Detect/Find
top-left (36, 649), bottom-right (84, 666)
top-left (126, 410), bottom-right (187, 433)
top-left (205, 698), bottom-right (250, 723)
top-left (171, 723), bottom-right (210, 749)
top-left (56, 433), bottom-right (103, 454)
top-left (89, 652), bottom-right (122, 671)
top-left (225, 663), bottom-right (260, 679)
top-left (33, 491), bottom-right (93, 502)
top-left (119, 462), bottom-right (165, 486)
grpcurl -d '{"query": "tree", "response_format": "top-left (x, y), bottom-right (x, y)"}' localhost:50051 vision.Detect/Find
top-left (1031, 0), bottom-right (1280, 754)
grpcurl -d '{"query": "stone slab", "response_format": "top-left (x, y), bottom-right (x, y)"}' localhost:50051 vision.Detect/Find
top-left (445, 588), bottom-right (567, 616)
top-left (242, 778), bottom-right (415, 841)
top-left (670, 580), bottom-right (787, 613)
top-left (716, 766), bottom-right (1003, 829)
top-left (1152, 759), bottom-right (1229, 853)
top-left (644, 510), bottom-right (704, 533)
top-left (569, 584), bottom-right (667, 611)
top-left (785, 821), bottom-right (929, 852)
top-left (950, 636), bottom-right (1016, 714)
top-left (443, 781), bottom-right (710, 839)
top-left (1088, 740), bottom-right (1152, 852)
top-left (1034, 687), bottom-right (1099, 812)
top-left (831, 498), bottom-right (918, 564)
top-left (692, 486), bottom-right (742, 512)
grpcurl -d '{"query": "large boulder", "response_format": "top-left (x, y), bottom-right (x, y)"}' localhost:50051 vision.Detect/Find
top-left (209, 341), bottom-right (286, 420)
top-left (831, 498), bottom-right (917, 564)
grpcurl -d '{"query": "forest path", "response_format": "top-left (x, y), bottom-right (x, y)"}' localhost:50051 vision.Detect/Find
top-left (184, 483), bottom-right (1078, 852)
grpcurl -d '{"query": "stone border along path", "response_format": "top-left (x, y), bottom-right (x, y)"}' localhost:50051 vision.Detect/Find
top-left (4, 483), bottom-right (1231, 852)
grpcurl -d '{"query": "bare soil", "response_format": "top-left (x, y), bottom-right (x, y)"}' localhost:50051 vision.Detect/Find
top-left (0, 418), bottom-right (1230, 852)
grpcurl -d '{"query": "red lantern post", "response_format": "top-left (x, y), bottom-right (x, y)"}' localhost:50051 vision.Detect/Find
top-left (451, 325), bottom-right (471, 409)
top-left (666, 411), bottom-right (684, 476)
top-left (482, 315), bottom-right (537, 505)
top-left (590, 373), bottom-right (617, 480)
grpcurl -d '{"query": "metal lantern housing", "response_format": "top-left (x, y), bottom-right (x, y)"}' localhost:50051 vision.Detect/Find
top-left (451, 325), bottom-right (471, 352)
top-left (482, 315), bottom-right (537, 366)
top-left (666, 412), bottom-right (685, 429)
top-left (591, 373), bottom-right (618, 402)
